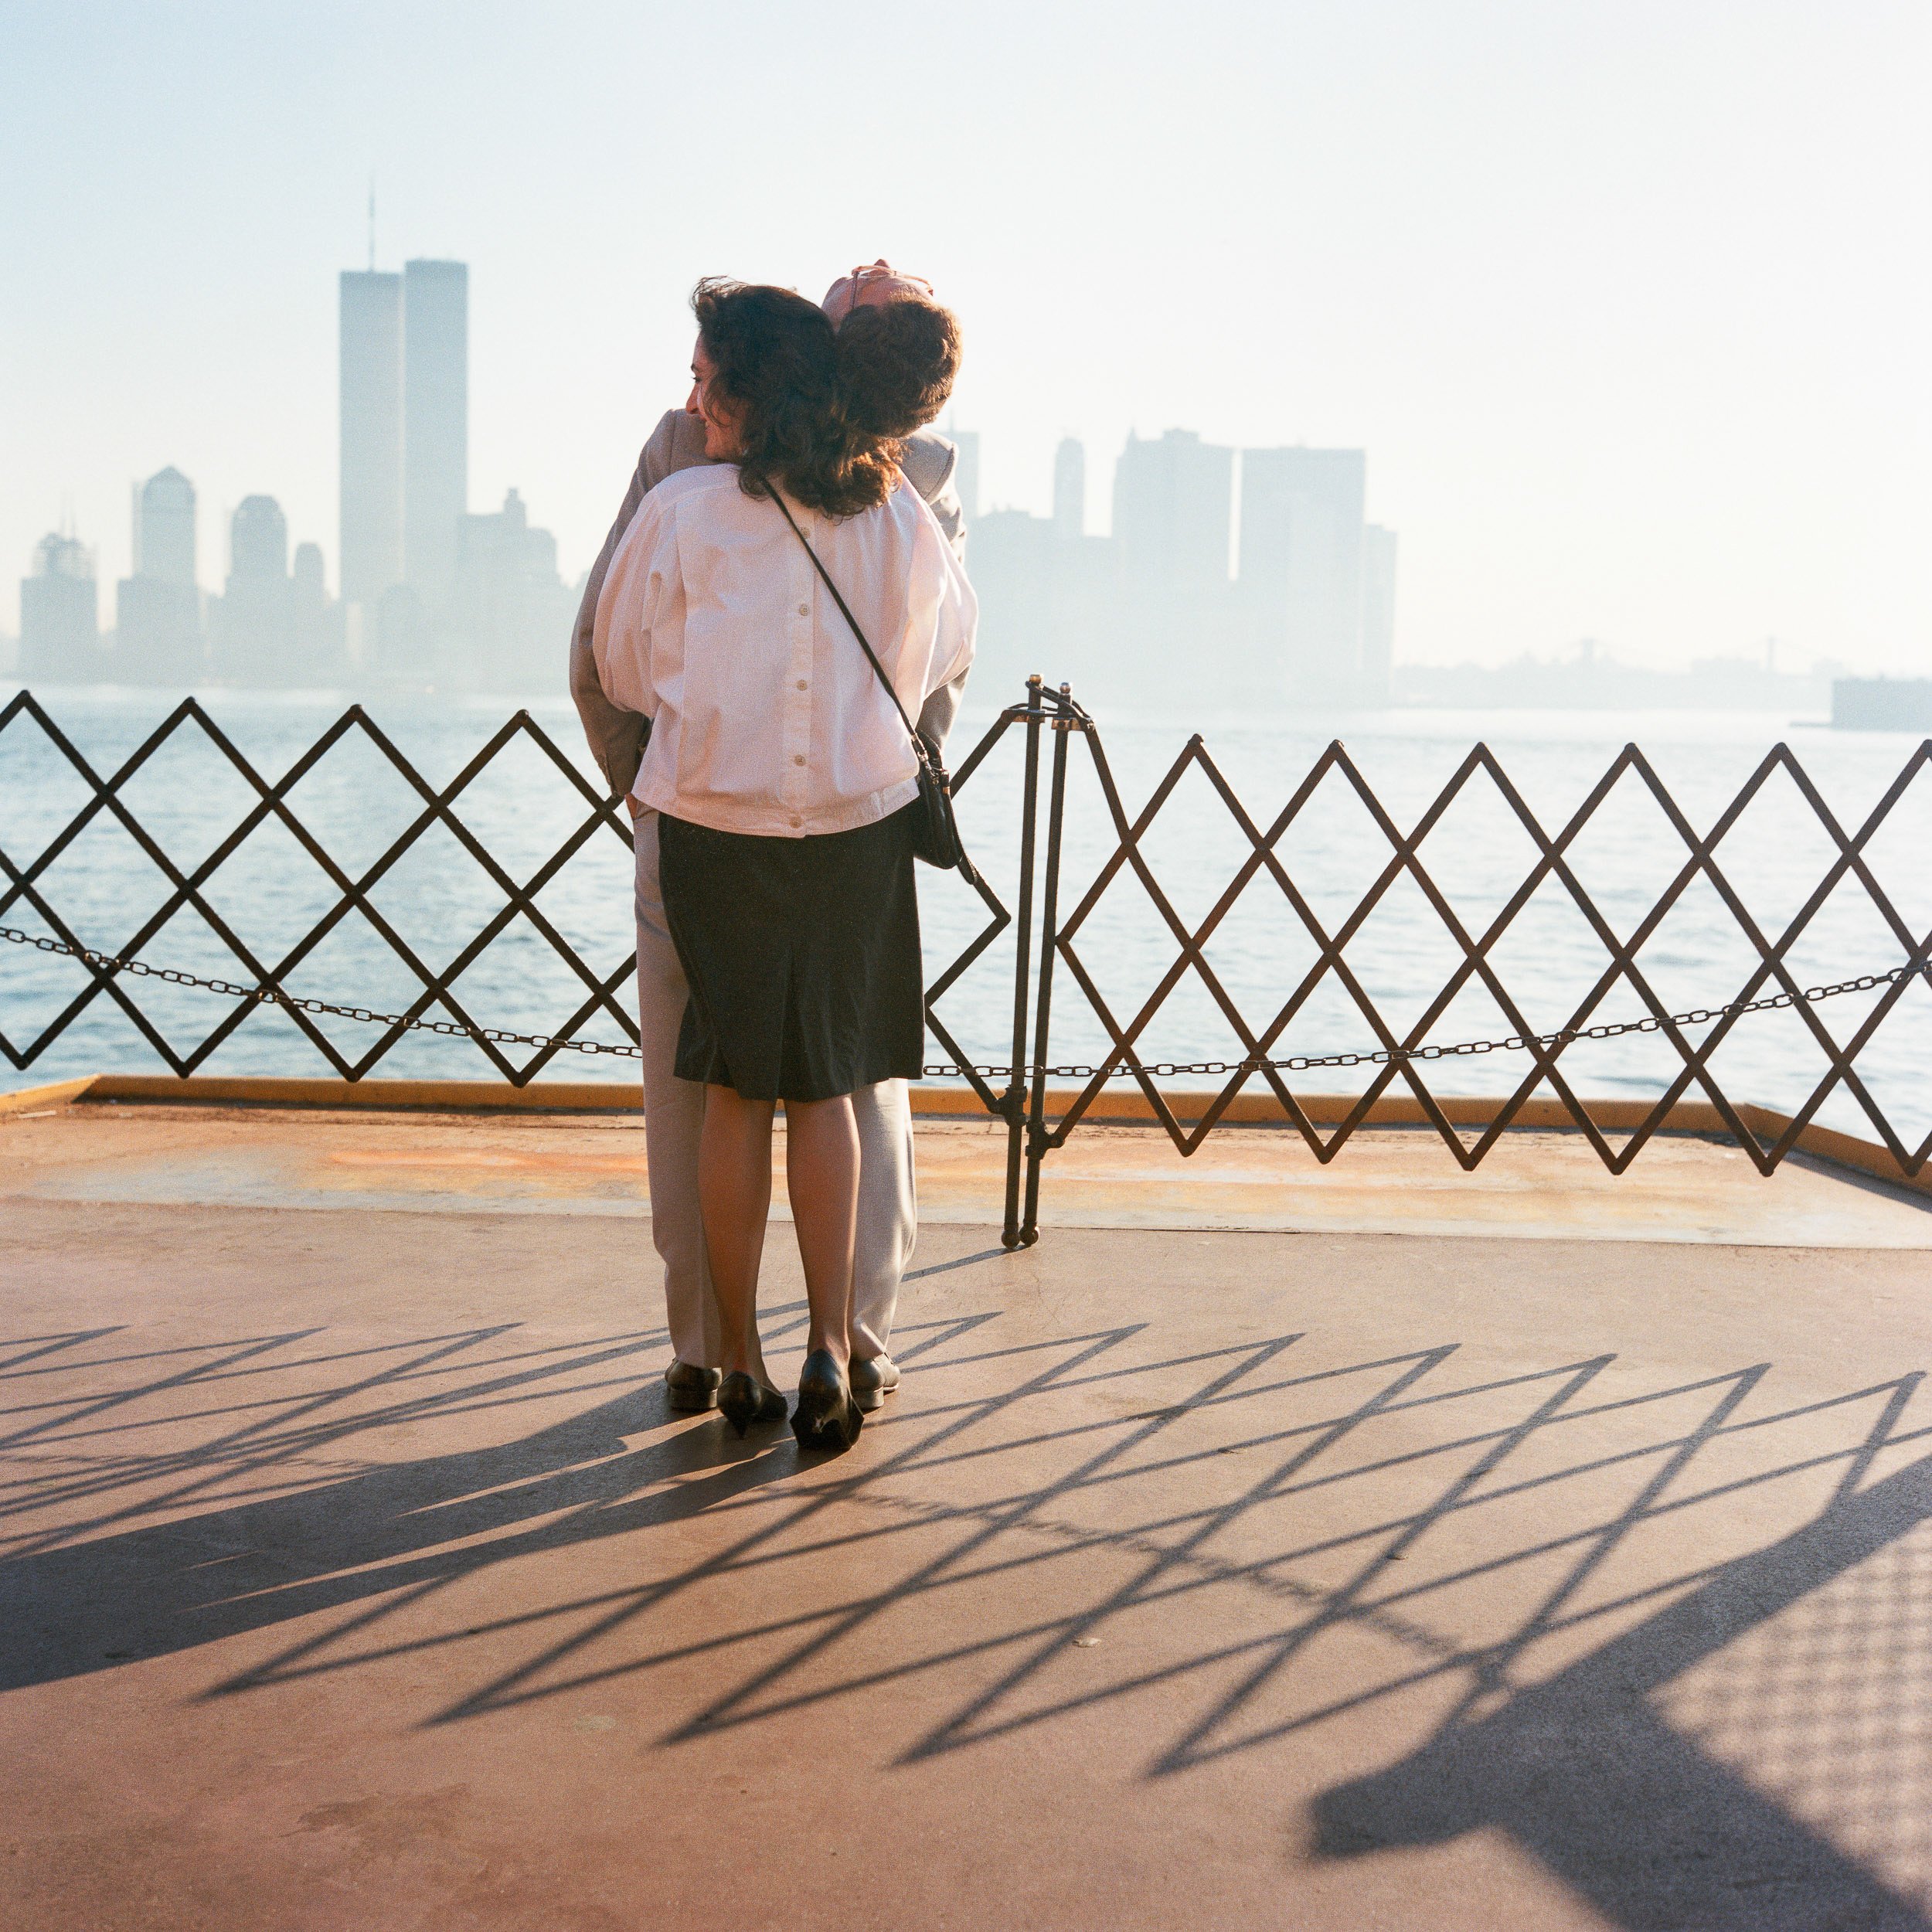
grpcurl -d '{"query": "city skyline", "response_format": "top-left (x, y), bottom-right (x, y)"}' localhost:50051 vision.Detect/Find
top-left (3, 3), bottom-right (1924, 682)
top-left (4, 350), bottom-right (1869, 706)
top-left (2, 253), bottom-right (1899, 718)
top-left (8, 379), bottom-right (1907, 692)
top-left (0, 214), bottom-right (1885, 708)
top-left (21, 226), bottom-right (1413, 699)
top-left (15, 243), bottom-right (573, 692)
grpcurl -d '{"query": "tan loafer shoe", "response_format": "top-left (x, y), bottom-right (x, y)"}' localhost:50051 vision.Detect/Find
top-left (664, 1359), bottom-right (723, 1413)
top-left (849, 1354), bottom-right (900, 1413)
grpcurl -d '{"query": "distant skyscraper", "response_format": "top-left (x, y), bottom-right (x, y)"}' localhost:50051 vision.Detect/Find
top-left (949, 429), bottom-right (980, 526)
top-left (230, 495), bottom-right (287, 580)
top-left (339, 269), bottom-right (403, 612)
top-left (1238, 447), bottom-right (1368, 696)
top-left (214, 495), bottom-right (293, 682)
top-left (1053, 437), bottom-right (1085, 541)
top-left (1112, 429), bottom-right (1233, 594)
top-left (132, 466), bottom-right (197, 585)
top-left (20, 532), bottom-right (100, 681)
top-left (291, 540), bottom-right (335, 676)
top-left (402, 258), bottom-right (468, 607)
top-left (291, 540), bottom-right (326, 606)
top-left (117, 468), bottom-right (203, 681)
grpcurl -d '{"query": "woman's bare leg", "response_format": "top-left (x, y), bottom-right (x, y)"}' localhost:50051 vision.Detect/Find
top-left (784, 1094), bottom-right (860, 1366)
top-left (698, 1086), bottom-right (775, 1379)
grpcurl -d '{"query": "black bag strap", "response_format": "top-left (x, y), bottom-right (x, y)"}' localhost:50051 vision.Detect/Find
top-left (768, 486), bottom-right (934, 765)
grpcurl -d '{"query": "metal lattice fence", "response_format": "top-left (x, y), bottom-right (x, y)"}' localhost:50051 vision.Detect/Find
top-left (4, 682), bottom-right (1928, 1248)
top-left (1026, 692), bottom-right (1931, 1173)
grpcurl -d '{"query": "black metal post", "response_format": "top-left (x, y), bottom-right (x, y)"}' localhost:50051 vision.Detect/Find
top-left (1019, 689), bottom-right (1076, 1243)
top-left (1001, 675), bottom-right (1046, 1247)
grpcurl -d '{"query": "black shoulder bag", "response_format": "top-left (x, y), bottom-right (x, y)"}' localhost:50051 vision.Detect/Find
top-left (770, 490), bottom-right (977, 883)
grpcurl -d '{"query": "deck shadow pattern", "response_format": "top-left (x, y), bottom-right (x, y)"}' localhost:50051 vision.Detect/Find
top-left (3, 1301), bottom-right (1930, 1929)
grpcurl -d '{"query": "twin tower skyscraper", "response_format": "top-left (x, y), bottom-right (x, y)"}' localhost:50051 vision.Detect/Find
top-left (338, 259), bottom-right (468, 629)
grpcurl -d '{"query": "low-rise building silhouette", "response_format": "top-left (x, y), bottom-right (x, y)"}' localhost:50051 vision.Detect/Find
top-left (1831, 676), bottom-right (1932, 731)
top-left (1397, 640), bottom-right (1845, 713)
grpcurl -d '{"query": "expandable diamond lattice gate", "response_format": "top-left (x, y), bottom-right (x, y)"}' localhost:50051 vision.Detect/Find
top-left (1, 689), bottom-right (645, 1086)
top-left (3, 682), bottom-right (1927, 1250)
top-left (0, 685), bottom-right (1015, 1095)
top-left (1011, 682), bottom-right (1930, 1243)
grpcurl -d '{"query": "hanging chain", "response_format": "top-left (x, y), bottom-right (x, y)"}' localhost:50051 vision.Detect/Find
top-left (0, 923), bottom-right (646, 1059)
top-left (998, 962), bottom-right (1924, 1080)
top-left (3, 923), bottom-right (1922, 1083)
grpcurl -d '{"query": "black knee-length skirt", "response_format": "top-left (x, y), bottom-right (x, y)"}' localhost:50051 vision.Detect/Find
top-left (656, 804), bottom-right (925, 1103)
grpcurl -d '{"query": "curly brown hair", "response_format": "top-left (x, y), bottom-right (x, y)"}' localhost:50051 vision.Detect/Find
top-left (692, 278), bottom-right (896, 518)
top-left (835, 297), bottom-right (963, 440)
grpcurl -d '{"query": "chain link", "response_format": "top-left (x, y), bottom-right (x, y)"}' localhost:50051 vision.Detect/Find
top-left (3, 923), bottom-right (1923, 1083)
top-left (1, 924), bottom-right (648, 1062)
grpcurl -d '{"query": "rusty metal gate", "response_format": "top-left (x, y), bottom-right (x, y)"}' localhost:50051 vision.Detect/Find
top-left (4, 682), bottom-right (1927, 1247)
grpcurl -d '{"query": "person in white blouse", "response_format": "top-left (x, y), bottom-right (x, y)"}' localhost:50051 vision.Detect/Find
top-left (594, 279), bottom-right (976, 1447)
top-left (572, 263), bottom-right (964, 1427)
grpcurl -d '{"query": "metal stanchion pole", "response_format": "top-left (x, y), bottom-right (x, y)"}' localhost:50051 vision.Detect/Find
top-left (1001, 675), bottom-right (1045, 1248)
top-left (1020, 687), bottom-right (1075, 1244)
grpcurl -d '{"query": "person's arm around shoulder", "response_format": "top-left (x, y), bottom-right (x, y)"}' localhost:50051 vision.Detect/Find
top-left (914, 505), bottom-right (978, 755)
top-left (569, 436), bottom-right (655, 800)
top-left (900, 430), bottom-right (965, 563)
top-left (591, 488), bottom-right (677, 747)
top-left (568, 410), bottom-right (716, 801)
top-left (901, 431), bottom-right (970, 749)
top-left (916, 669), bottom-right (970, 755)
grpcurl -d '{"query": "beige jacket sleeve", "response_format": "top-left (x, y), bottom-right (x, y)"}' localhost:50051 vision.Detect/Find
top-left (568, 417), bottom-right (971, 791)
top-left (900, 431), bottom-right (971, 753)
top-left (568, 411), bottom-right (709, 797)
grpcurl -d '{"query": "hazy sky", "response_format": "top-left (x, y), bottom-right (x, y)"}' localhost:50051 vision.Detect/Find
top-left (3, 0), bottom-right (1927, 671)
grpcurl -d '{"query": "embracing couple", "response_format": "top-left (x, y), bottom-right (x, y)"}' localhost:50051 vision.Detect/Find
top-left (571, 264), bottom-right (975, 1451)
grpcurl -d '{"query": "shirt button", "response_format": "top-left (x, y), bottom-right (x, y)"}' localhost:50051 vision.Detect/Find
top-left (793, 754), bottom-right (806, 766)
top-left (796, 679), bottom-right (808, 691)
top-left (797, 602), bottom-right (809, 616)
top-left (789, 815), bottom-right (802, 828)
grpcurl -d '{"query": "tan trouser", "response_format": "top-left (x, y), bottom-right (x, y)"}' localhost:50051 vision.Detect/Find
top-left (633, 811), bottom-right (916, 1378)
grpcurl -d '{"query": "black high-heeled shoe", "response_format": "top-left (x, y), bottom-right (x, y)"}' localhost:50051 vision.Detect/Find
top-left (791, 1349), bottom-right (862, 1452)
top-left (718, 1372), bottom-right (787, 1438)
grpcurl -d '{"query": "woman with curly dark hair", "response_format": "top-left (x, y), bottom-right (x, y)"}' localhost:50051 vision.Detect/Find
top-left (594, 279), bottom-right (976, 1451)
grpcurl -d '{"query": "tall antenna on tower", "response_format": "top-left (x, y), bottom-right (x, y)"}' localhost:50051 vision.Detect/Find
top-left (367, 179), bottom-right (376, 270)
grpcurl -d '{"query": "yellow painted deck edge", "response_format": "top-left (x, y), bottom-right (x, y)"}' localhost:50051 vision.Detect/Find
top-left (24, 1071), bottom-right (1924, 1200)
top-left (0, 1074), bottom-right (101, 1117)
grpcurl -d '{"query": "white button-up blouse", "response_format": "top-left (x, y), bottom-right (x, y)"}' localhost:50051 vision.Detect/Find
top-left (593, 464), bottom-right (978, 838)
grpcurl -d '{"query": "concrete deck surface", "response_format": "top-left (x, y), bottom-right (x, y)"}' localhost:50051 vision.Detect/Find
top-left (5, 1093), bottom-right (1930, 1247)
top-left (3, 1098), bottom-right (1931, 1930)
